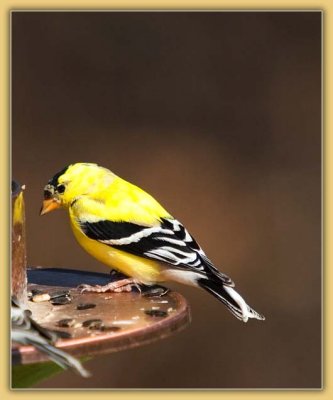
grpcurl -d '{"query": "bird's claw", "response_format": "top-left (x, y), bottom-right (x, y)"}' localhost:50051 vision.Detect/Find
top-left (77, 279), bottom-right (141, 294)
top-left (77, 284), bottom-right (100, 293)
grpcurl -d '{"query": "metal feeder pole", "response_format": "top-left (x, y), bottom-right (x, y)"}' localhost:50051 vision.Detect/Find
top-left (12, 180), bottom-right (27, 307)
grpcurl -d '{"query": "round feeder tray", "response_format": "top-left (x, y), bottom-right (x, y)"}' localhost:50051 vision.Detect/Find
top-left (12, 267), bottom-right (191, 365)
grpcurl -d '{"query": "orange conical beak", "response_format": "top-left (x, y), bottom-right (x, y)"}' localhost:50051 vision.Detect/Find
top-left (40, 199), bottom-right (61, 216)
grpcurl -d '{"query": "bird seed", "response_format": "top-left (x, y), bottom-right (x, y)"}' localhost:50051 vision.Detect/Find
top-left (142, 285), bottom-right (169, 297)
top-left (49, 290), bottom-right (70, 299)
top-left (82, 319), bottom-right (103, 329)
top-left (32, 293), bottom-right (51, 302)
top-left (100, 326), bottom-right (121, 332)
top-left (50, 296), bottom-right (72, 305)
top-left (144, 309), bottom-right (168, 318)
top-left (76, 303), bottom-right (96, 310)
top-left (57, 318), bottom-right (75, 328)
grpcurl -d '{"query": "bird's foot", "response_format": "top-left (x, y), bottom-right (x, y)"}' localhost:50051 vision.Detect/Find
top-left (78, 278), bottom-right (141, 294)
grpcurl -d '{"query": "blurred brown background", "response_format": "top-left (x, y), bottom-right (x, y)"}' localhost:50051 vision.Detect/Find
top-left (12, 11), bottom-right (321, 388)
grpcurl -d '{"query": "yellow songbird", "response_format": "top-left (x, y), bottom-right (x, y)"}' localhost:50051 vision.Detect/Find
top-left (40, 163), bottom-right (265, 322)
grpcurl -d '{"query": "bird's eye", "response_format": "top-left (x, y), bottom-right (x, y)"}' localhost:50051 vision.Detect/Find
top-left (57, 184), bottom-right (66, 194)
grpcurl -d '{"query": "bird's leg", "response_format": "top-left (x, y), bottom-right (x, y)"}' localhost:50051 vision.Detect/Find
top-left (78, 278), bottom-right (141, 294)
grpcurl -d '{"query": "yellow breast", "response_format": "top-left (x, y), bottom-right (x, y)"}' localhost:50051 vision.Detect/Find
top-left (70, 218), bottom-right (164, 285)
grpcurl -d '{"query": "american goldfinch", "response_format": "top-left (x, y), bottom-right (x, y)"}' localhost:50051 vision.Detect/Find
top-left (40, 163), bottom-right (265, 322)
top-left (11, 297), bottom-right (90, 377)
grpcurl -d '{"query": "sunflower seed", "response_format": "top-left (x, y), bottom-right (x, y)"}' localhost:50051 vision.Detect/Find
top-left (77, 303), bottom-right (96, 310)
top-left (49, 290), bottom-right (70, 299)
top-left (57, 318), bottom-right (75, 328)
top-left (50, 296), bottom-right (71, 305)
top-left (144, 309), bottom-right (168, 318)
top-left (82, 319), bottom-right (103, 329)
top-left (32, 293), bottom-right (51, 302)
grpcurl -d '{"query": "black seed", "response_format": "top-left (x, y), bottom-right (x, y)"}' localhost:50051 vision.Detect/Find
top-left (31, 288), bottom-right (46, 295)
top-left (144, 309), bottom-right (168, 318)
top-left (82, 319), bottom-right (103, 329)
top-left (100, 326), bottom-right (121, 332)
top-left (51, 330), bottom-right (72, 339)
top-left (77, 303), bottom-right (96, 310)
top-left (57, 318), bottom-right (75, 328)
top-left (50, 296), bottom-right (72, 305)
top-left (49, 290), bottom-right (70, 299)
top-left (142, 285), bottom-right (170, 297)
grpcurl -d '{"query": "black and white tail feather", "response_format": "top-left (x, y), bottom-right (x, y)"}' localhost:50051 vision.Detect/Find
top-left (11, 297), bottom-right (90, 377)
top-left (197, 277), bottom-right (265, 322)
top-left (80, 216), bottom-right (265, 323)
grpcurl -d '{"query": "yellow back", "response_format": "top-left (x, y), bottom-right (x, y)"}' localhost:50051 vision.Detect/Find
top-left (58, 163), bottom-right (171, 226)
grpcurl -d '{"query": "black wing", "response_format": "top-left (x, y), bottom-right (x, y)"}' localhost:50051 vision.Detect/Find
top-left (80, 217), bottom-right (234, 286)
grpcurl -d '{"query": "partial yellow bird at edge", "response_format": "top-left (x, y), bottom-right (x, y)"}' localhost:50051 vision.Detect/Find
top-left (40, 162), bottom-right (265, 323)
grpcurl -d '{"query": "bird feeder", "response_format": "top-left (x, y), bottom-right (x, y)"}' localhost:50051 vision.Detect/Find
top-left (11, 181), bottom-right (191, 376)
